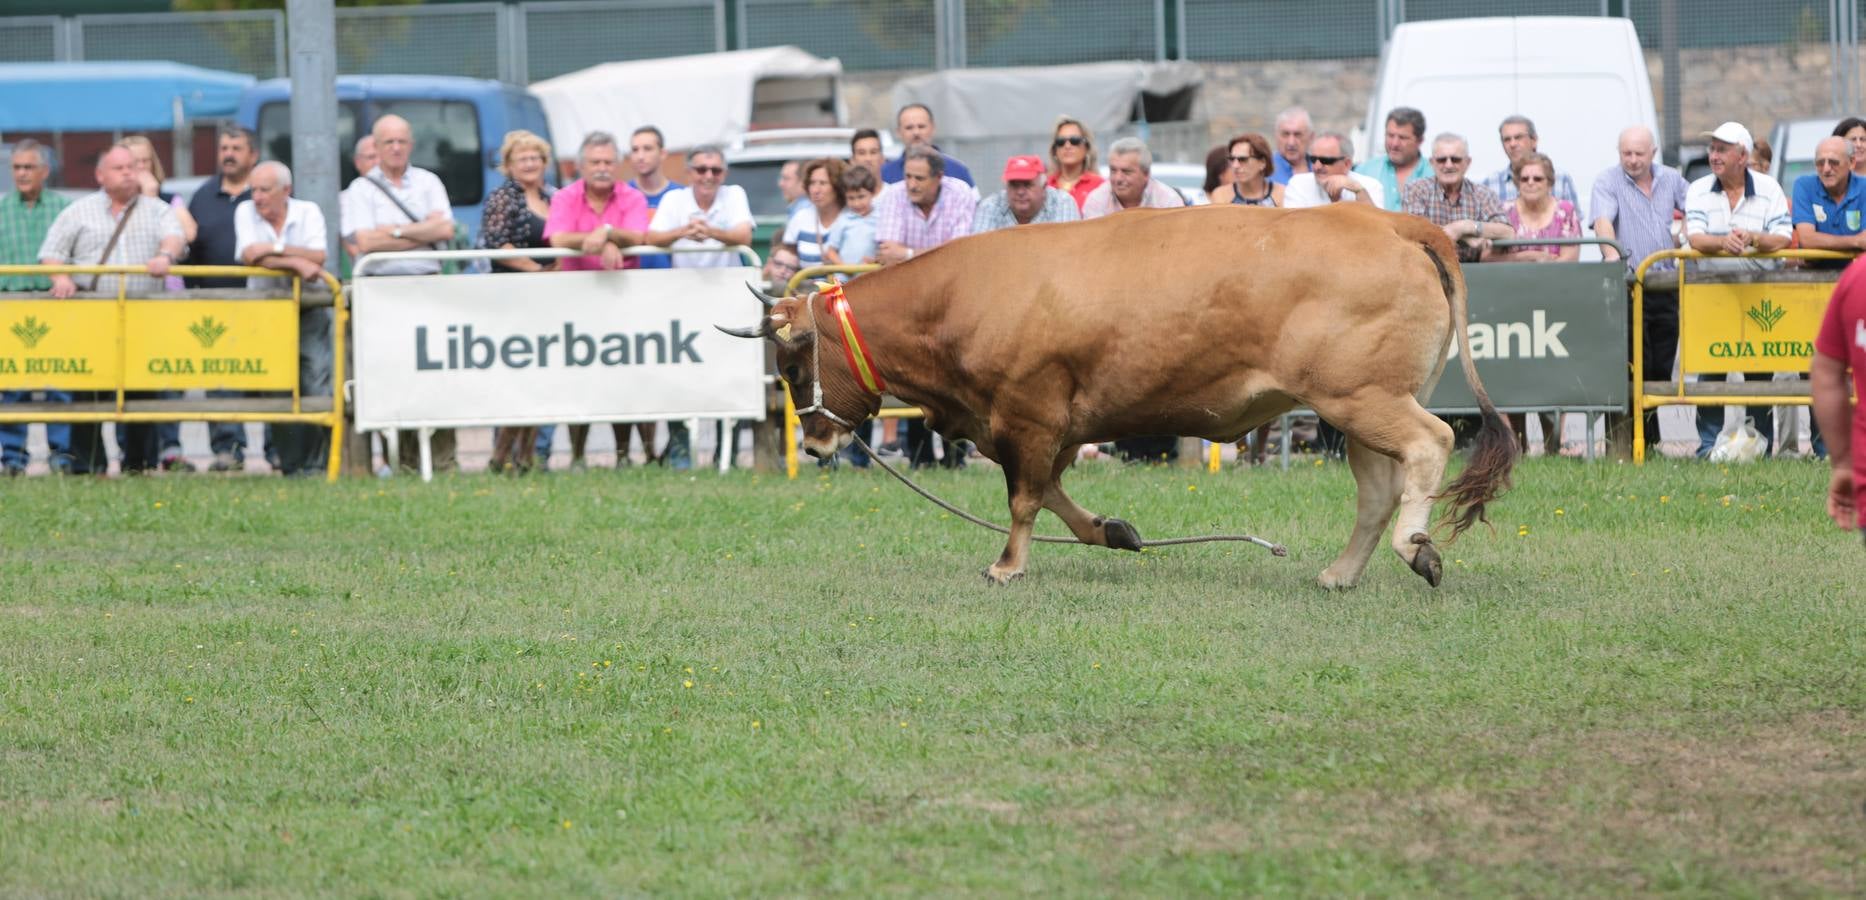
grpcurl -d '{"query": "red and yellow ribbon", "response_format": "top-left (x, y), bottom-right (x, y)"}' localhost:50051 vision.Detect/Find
top-left (821, 281), bottom-right (886, 395)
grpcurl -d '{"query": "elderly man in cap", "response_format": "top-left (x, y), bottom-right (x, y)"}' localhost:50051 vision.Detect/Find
top-left (972, 155), bottom-right (1080, 232)
top-left (1684, 121), bottom-right (1793, 458)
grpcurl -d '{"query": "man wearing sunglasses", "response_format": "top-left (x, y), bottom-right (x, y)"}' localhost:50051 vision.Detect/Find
top-left (1282, 133), bottom-right (1382, 209)
top-left (1401, 134), bottom-right (1511, 263)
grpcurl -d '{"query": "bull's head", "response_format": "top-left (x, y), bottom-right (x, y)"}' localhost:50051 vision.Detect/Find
top-left (718, 284), bottom-right (881, 459)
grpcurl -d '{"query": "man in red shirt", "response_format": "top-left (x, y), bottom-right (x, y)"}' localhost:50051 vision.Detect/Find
top-left (1814, 259), bottom-right (1866, 533)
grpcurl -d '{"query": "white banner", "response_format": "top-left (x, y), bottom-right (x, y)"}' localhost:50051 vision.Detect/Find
top-left (352, 267), bottom-right (769, 430)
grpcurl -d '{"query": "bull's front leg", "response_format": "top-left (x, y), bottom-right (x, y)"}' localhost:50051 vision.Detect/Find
top-left (983, 443), bottom-right (1058, 585)
top-left (1042, 446), bottom-right (1143, 551)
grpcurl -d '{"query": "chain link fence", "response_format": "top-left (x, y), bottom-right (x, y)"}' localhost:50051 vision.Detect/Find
top-left (740, 0), bottom-right (937, 71)
top-left (524, 0), bottom-right (722, 83)
top-left (0, 0), bottom-right (1856, 128)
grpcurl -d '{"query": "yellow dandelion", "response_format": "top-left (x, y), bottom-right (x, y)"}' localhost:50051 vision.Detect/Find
top-left (184, 696), bottom-right (194, 703)
top-left (1091, 662), bottom-right (1101, 670)
top-left (561, 819), bottom-right (573, 830)
top-left (684, 666), bottom-right (694, 674)
top-left (752, 720), bottom-right (762, 729)
top-left (153, 501), bottom-right (164, 509)
top-left (1554, 508), bottom-right (1565, 516)
top-left (682, 680), bottom-right (693, 689)
top-left (1517, 525), bottom-right (1530, 537)
top-left (899, 720), bottom-right (909, 728)
top-left (1660, 495), bottom-right (1670, 504)
top-left (1186, 484), bottom-right (1197, 492)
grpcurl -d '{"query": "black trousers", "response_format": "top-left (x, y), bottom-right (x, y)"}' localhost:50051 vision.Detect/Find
top-left (904, 419), bottom-right (964, 469)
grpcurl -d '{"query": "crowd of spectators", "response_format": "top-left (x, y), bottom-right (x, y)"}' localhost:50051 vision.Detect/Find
top-left (1, 88), bottom-right (1858, 477)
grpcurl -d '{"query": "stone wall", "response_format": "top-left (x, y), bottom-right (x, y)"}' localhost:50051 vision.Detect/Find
top-left (841, 44), bottom-right (1852, 162)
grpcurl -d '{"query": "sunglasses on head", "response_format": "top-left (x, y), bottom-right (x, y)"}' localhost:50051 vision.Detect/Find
top-left (1432, 155), bottom-right (1467, 164)
top-left (1053, 135), bottom-right (1087, 147)
top-left (1306, 154), bottom-right (1345, 166)
top-left (690, 164), bottom-right (724, 175)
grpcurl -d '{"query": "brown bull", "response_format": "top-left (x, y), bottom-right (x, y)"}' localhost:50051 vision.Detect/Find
top-left (723, 203), bottom-right (1517, 589)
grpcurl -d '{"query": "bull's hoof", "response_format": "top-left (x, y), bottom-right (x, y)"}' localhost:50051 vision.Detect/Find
top-left (1317, 568), bottom-right (1359, 591)
top-left (1103, 518), bottom-right (1144, 552)
top-left (981, 566), bottom-right (1025, 586)
top-left (1408, 533), bottom-right (1443, 588)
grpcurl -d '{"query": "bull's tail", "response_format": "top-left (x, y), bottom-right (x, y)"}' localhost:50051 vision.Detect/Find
top-left (1420, 241), bottom-right (1518, 539)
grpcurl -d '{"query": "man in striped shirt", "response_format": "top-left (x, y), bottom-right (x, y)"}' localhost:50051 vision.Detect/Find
top-left (1684, 121), bottom-right (1793, 457)
top-left (0, 140), bottom-right (72, 475)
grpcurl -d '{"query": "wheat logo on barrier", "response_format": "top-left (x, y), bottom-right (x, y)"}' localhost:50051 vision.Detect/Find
top-left (189, 315), bottom-right (228, 348)
top-left (11, 316), bottom-right (50, 349)
top-left (1746, 298), bottom-right (1787, 333)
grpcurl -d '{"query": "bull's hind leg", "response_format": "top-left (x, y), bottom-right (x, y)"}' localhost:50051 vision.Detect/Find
top-left (1318, 439), bottom-right (1403, 590)
top-left (1312, 391), bottom-right (1455, 588)
top-left (1041, 446), bottom-right (1143, 551)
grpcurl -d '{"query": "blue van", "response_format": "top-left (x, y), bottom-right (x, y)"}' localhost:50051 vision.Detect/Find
top-left (236, 75), bottom-right (553, 243)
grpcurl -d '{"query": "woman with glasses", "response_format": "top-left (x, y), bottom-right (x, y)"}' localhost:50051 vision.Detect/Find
top-left (1209, 133), bottom-right (1283, 208)
top-left (1046, 116), bottom-right (1104, 212)
top-left (1487, 152), bottom-right (1579, 263)
top-left (481, 129), bottom-right (557, 474)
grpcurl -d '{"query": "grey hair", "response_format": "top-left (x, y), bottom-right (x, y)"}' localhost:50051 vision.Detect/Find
top-left (1499, 114), bottom-right (1537, 139)
top-left (1274, 106), bottom-right (1313, 131)
top-left (1431, 132), bottom-right (1468, 154)
top-left (254, 159), bottom-right (292, 186)
top-left (579, 131), bottom-right (618, 157)
top-left (1312, 131), bottom-right (1354, 161)
top-left (1106, 136), bottom-right (1152, 171)
top-left (688, 143), bottom-right (726, 164)
top-left (9, 138), bottom-right (48, 168)
top-left (902, 143), bottom-right (945, 179)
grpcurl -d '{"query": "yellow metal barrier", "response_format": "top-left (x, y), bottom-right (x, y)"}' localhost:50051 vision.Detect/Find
top-left (777, 264), bottom-right (925, 479)
top-left (0, 264), bottom-right (348, 480)
top-left (1630, 248), bottom-right (1852, 463)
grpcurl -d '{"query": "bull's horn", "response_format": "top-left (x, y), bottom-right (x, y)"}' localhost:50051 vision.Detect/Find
top-left (745, 283), bottom-right (780, 309)
top-left (714, 323), bottom-right (765, 339)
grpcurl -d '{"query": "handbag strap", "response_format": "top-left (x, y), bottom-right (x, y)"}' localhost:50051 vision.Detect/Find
top-left (84, 195), bottom-right (139, 292)
top-left (365, 174), bottom-right (444, 251)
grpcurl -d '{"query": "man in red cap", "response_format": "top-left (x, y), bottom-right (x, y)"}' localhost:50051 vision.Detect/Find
top-left (971, 154), bottom-right (1081, 232)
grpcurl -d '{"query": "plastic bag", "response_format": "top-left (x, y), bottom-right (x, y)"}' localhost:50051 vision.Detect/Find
top-left (1708, 417), bottom-right (1767, 464)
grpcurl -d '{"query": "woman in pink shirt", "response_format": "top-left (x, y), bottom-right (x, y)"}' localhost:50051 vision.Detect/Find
top-left (1487, 152), bottom-right (1580, 262)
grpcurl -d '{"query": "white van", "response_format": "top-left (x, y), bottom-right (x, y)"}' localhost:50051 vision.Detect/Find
top-left (1362, 16), bottom-right (1659, 247)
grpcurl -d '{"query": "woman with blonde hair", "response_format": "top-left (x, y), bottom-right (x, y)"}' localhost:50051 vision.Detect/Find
top-left (482, 129), bottom-right (557, 474)
top-left (119, 135), bottom-right (198, 245)
top-left (1046, 116), bottom-right (1104, 212)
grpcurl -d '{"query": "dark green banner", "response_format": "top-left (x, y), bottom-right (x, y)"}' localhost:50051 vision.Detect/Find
top-left (1425, 261), bottom-right (1629, 413)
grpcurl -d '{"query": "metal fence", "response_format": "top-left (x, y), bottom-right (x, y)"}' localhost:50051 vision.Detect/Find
top-left (1, 0), bottom-right (1858, 119)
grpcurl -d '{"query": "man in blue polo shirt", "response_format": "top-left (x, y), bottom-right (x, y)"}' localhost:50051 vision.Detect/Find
top-left (879, 104), bottom-right (974, 187)
top-left (1789, 134), bottom-right (1863, 457)
top-left (1794, 136), bottom-right (1866, 257)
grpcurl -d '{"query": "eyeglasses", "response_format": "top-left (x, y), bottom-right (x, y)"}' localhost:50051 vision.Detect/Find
top-left (1053, 135), bottom-right (1087, 147)
top-left (1815, 158), bottom-right (1847, 168)
top-left (690, 165), bottom-right (724, 175)
top-left (1228, 154), bottom-right (1256, 164)
top-left (1306, 154), bottom-right (1345, 166)
top-left (1518, 174), bottom-right (1549, 183)
top-left (1432, 155), bottom-right (1467, 164)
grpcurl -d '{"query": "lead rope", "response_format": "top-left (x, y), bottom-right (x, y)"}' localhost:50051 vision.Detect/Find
top-left (843, 432), bottom-right (1289, 557)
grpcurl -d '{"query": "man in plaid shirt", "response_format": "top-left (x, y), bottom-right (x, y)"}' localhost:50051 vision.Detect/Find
top-left (1402, 133), bottom-right (1511, 263)
top-left (37, 145), bottom-right (185, 474)
top-left (875, 145), bottom-right (976, 267)
top-left (873, 144), bottom-right (978, 468)
top-left (1, 140), bottom-right (72, 474)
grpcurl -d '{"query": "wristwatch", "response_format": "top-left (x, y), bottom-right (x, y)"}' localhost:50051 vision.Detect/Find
top-left (392, 227), bottom-right (404, 240)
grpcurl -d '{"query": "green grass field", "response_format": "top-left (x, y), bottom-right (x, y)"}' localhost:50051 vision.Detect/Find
top-left (2, 457), bottom-right (1861, 896)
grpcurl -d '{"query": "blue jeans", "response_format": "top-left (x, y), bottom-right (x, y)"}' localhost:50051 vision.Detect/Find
top-left (1695, 396), bottom-right (1774, 458)
top-left (0, 390), bottom-right (73, 470)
